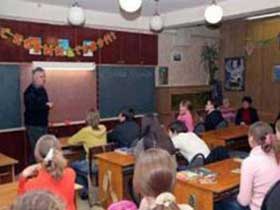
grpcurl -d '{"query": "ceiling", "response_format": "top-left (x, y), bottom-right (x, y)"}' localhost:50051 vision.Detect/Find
top-left (23, 0), bottom-right (224, 16)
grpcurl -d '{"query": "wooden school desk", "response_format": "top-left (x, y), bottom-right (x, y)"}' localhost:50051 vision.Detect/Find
top-left (174, 159), bottom-right (241, 210)
top-left (0, 182), bottom-right (83, 210)
top-left (201, 125), bottom-right (249, 150)
top-left (96, 152), bottom-right (135, 206)
top-left (59, 137), bottom-right (84, 162)
top-left (0, 153), bottom-right (18, 184)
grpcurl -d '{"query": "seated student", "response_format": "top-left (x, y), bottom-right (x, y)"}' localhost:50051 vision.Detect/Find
top-left (133, 114), bottom-right (176, 157)
top-left (108, 109), bottom-right (140, 148)
top-left (235, 96), bottom-right (259, 125)
top-left (12, 190), bottom-right (65, 210)
top-left (168, 121), bottom-right (210, 162)
top-left (18, 135), bottom-right (75, 210)
top-left (133, 148), bottom-right (193, 210)
top-left (177, 100), bottom-right (194, 132)
top-left (216, 122), bottom-right (280, 210)
top-left (205, 100), bottom-right (225, 131)
top-left (68, 110), bottom-right (107, 153)
top-left (276, 119), bottom-right (280, 140)
top-left (68, 110), bottom-right (106, 199)
top-left (220, 98), bottom-right (236, 123)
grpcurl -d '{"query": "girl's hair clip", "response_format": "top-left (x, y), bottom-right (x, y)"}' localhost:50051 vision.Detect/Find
top-left (44, 148), bottom-right (54, 162)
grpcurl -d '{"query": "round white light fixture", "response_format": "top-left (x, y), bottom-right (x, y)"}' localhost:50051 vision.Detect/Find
top-left (150, 14), bottom-right (164, 32)
top-left (204, 1), bottom-right (223, 24)
top-left (119, 0), bottom-right (142, 13)
top-left (68, 2), bottom-right (85, 26)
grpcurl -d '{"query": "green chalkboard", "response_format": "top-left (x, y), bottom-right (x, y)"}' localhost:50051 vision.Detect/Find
top-left (0, 65), bottom-right (21, 129)
top-left (98, 66), bottom-right (155, 118)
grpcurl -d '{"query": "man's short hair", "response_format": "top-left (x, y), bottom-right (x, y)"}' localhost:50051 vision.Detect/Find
top-left (32, 67), bottom-right (45, 75)
top-left (242, 96), bottom-right (252, 104)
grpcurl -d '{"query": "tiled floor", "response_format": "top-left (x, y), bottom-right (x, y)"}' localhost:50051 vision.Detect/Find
top-left (77, 198), bottom-right (104, 210)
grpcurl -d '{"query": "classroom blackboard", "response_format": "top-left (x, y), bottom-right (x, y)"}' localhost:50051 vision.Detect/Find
top-left (98, 66), bottom-right (155, 118)
top-left (0, 65), bottom-right (21, 129)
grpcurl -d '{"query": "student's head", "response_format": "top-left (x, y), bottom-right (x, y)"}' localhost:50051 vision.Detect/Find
top-left (168, 121), bottom-right (188, 138)
top-left (11, 190), bottom-right (65, 210)
top-left (222, 98), bottom-right (230, 108)
top-left (32, 67), bottom-right (46, 87)
top-left (34, 135), bottom-right (67, 180)
top-left (276, 120), bottom-right (280, 141)
top-left (242, 96), bottom-right (252, 109)
top-left (133, 148), bottom-right (179, 210)
top-left (86, 110), bottom-right (100, 130)
top-left (248, 122), bottom-right (274, 152)
top-left (118, 110), bottom-right (133, 123)
top-left (141, 114), bottom-right (161, 137)
top-left (205, 100), bottom-right (216, 113)
top-left (179, 100), bottom-right (192, 115)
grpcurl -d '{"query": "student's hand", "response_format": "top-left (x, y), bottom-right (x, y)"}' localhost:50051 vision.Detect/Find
top-left (22, 164), bottom-right (41, 178)
top-left (46, 102), bottom-right (54, 109)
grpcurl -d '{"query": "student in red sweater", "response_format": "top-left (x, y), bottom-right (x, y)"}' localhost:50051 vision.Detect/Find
top-left (235, 96), bottom-right (259, 125)
top-left (18, 135), bottom-right (76, 210)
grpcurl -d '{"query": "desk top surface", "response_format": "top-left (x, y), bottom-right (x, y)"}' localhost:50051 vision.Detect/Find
top-left (0, 182), bottom-right (82, 209)
top-left (0, 153), bottom-right (18, 167)
top-left (201, 125), bottom-right (249, 141)
top-left (177, 159), bottom-right (241, 193)
top-left (59, 137), bottom-right (83, 149)
top-left (95, 152), bottom-right (135, 167)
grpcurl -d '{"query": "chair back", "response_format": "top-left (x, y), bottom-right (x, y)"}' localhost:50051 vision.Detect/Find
top-left (261, 180), bottom-right (280, 210)
top-left (215, 120), bottom-right (228, 130)
top-left (187, 153), bottom-right (205, 169)
top-left (194, 122), bottom-right (205, 135)
top-left (175, 149), bottom-right (189, 171)
top-left (205, 146), bottom-right (229, 164)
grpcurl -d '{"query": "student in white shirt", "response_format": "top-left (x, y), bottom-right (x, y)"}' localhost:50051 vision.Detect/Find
top-left (168, 120), bottom-right (210, 162)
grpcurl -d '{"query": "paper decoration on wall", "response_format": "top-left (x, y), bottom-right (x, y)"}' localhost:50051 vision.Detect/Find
top-left (0, 27), bottom-right (117, 58)
top-left (244, 32), bottom-right (280, 56)
top-left (83, 40), bottom-right (94, 57)
top-left (58, 39), bottom-right (70, 56)
top-left (28, 37), bottom-right (42, 55)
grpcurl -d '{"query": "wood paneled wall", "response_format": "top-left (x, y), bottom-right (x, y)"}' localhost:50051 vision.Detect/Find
top-left (220, 18), bottom-right (280, 122)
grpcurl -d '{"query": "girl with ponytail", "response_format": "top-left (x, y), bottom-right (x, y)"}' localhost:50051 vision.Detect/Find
top-left (18, 135), bottom-right (76, 210)
top-left (133, 148), bottom-right (193, 210)
top-left (216, 122), bottom-right (280, 210)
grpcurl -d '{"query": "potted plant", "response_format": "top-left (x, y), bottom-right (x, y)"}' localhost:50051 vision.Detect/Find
top-left (201, 43), bottom-right (219, 85)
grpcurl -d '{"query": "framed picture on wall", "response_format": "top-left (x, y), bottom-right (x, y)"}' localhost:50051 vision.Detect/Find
top-left (158, 66), bottom-right (168, 85)
top-left (224, 57), bottom-right (245, 91)
top-left (273, 65), bottom-right (280, 82)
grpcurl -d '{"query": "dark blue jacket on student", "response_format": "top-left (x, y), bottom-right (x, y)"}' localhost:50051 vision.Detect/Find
top-left (108, 120), bottom-right (140, 148)
top-left (24, 84), bottom-right (49, 127)
top-left (205, 110), bottom-right (225, 131)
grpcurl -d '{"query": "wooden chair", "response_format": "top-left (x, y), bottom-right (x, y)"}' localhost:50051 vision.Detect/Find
top-left (88, 143), bottom-right (117, 186)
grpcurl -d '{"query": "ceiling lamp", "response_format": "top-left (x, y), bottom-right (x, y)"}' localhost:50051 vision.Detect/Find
top-left (150, 0), bottom-right (164, 32)
top-left (204, 0), bottom-right (223, 24)
top-left (68, 1), bottom-right (86, 26)
top-left (119, 0), bottom-right (142, 13)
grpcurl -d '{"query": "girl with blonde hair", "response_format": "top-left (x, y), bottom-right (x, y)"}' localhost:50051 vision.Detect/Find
top-left (18, 135), bottom-right (76, 210)
top-left (12, 190), bottom-right (65, 210)
top-left (133, 148), bottom-right (193, 210)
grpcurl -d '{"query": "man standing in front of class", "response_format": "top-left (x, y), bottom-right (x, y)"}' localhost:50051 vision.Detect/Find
top-left (24, 67), bottom-right (53, 164)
